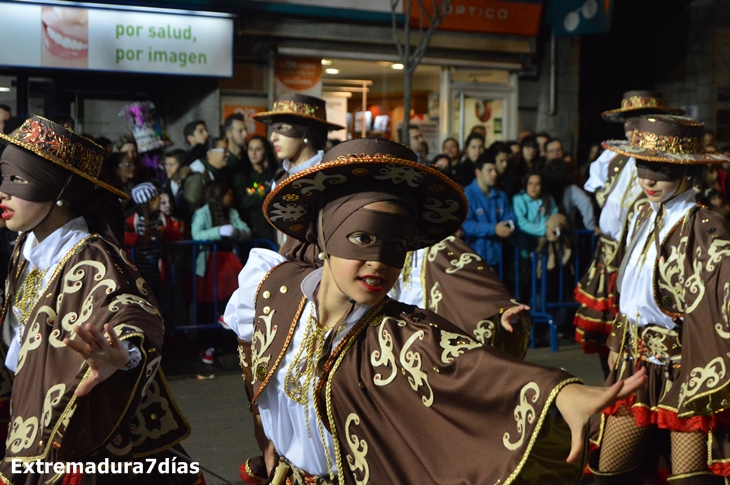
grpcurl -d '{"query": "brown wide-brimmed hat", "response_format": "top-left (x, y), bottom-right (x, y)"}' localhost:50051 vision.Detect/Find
top-left (253, 93), bottom-right (345, 131)
top-left (601, 90), bottom-right (684, 123)
top-left (602, 115), bottom-right (728, 164)
top-left (264, 138), bottom-right (467, 249)
top-left (0, 115), bottom-right (128, 199)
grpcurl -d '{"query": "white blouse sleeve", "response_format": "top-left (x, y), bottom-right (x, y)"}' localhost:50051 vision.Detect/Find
top-left (223, 248), bottom-right (286, 341)
top-left (584, 150), bottom-right (615, 193)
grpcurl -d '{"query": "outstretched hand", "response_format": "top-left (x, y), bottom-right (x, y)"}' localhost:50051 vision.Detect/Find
top-left (64, 323), bottom-right (129, 397)
top-left (500, 304), bottom-right (530, 332)
top-left (556, 367), bottom-right (647, 463)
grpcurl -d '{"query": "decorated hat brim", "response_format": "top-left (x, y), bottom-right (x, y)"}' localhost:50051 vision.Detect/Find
top-left (252, 111), bottom-right (345, 131)
top-left (601, 140), bottom-right (728, 165)
top-left (601, 106), bottom-right (685, 123)
top-left (0, 133), bottom-right (130, 200)
top-left (264, 155), bottom-right (468, 250)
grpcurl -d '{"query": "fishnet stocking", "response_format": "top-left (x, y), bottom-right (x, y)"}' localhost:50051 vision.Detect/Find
top-left (598, 407), bottom-right (654, 472)
top-left (670, 431), bottom-right (709, 476)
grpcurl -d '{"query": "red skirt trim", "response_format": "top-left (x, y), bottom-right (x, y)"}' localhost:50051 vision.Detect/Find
top-left (709, 461), bottom-right (730, 476)
top-left (604, 394), bottom-right (730, 434)
top-left (573, 314), bottom-right (614, 335)
top-left (573, 272), bottom-right (618, 313)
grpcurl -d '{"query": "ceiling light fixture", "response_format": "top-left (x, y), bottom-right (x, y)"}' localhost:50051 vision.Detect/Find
top-left (325, 68), bottom-right (340, 75)
top-left (391, 63), bottom-right (404, 70)
top-left (321, 59), bottom-right (333, 65)
top-left (0, 87), bottom-right (10, 92)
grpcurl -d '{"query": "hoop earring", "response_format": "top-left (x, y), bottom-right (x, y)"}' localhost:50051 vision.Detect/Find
top-left (55, 200), bottom-right (64, 207)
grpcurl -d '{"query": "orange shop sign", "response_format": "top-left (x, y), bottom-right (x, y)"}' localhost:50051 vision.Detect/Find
top-left (409, 0), bottom-right (543, 37)
top-left (275, 57), bottom-right (322, 93)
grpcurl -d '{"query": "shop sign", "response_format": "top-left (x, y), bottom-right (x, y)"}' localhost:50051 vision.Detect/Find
top-left (408, 0), bottom-right (543, 37)
top-left (0, 2), bottom-right (233, 76)
top-left (275, 57), bottom-right (322, 97)
top-left (545, 0), bottom-right (614, 37)
top-left (250, 0), bottom-right (392, 13)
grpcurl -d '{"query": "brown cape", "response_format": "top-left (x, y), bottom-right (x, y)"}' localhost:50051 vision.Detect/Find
top-left (0, 234), bottom-right (199, 484)
top-left (247, 260), bottom-right (585, 484)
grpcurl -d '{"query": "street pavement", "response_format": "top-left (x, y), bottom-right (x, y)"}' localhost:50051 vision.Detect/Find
top-left (167, 338), bottom-right (604, 485)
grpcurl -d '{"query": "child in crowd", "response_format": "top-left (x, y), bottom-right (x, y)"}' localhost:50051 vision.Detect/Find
top-left (191, 181), bottom-right (252, 305)
top-left (513, 172), bottom-right (571, 275)
top-left (124, 182), bottom-right (182, 297)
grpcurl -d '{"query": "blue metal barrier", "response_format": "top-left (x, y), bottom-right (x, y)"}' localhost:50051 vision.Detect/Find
top-left (127, 238), bottom-right (278, 330)
top-left (521, 229), bottom-right (597, 352)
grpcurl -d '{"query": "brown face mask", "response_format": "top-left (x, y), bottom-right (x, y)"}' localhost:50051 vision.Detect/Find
top-left (272, 122), bottom-right (306, 139)
top-left (0, 145), bottom-right (69, 202)
top-left (317, 186), bottom-right (418, 268)
top-left (636, 161), bottom-right (685, 182)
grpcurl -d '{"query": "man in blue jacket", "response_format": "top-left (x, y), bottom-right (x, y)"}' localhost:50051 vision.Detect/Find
top-left (463, 151), bottom-right (516, 271)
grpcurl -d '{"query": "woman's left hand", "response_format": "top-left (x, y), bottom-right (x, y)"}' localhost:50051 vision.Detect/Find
top-left (500, 304), bottom-right (530, 332)
top-left (64, 323), bottom-right (130, 397)
top-left (556, 367), bottom-right (647, 463)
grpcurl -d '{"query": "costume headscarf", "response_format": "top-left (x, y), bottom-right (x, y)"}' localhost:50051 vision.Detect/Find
top-left (316, 184), bottom-right (418, 268)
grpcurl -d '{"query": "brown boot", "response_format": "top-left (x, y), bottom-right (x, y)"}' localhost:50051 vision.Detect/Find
top-left (667, 472), bottom-right (724, 484)
top-left (586, 449), bottom-right (644, 485)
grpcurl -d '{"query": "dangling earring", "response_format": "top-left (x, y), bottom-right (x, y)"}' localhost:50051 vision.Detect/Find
top-left (55, 200), bottom-right (64, 207)
top-left (318, 252), bottom-right (325, 261)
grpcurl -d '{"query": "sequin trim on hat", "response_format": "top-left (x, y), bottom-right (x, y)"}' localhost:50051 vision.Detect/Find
top-left (272, 100), bottom-right (326, 121)
top-left (621, 96), bottom-right (666, 110)
top-left (13, 119), bottom-right (104, 177)
top-left (632, 130), bottom-right (704, 155)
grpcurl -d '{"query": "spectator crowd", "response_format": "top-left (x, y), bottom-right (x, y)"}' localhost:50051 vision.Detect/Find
top-left (2, 102), bottom-right (727, 350)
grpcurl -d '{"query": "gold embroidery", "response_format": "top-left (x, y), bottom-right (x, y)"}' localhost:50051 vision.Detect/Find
top-left (426, 236), bottom-right (453, 262)
top-left (292, 171), bottom-right (348, 195)
top-left (370, 318), bottom-right (401, 386)
top-left (428, 282), bottom-right (442, 314)
top-left (473, 319), bottom-right (495, 345)
top-left (344, 414), bottom-right (369, 485)
top-left (61, 260), bottom-right (119, 331)
top-left (716, 283), bottom-right (730, 339)
top-left (109, 293), bottom-right (160, 315)
top-left (678, 357), bottom-right (726, 409)
top-left (13, 268), bottom-right (49, 326)
top-left (439, 330), bottom-right (481, 363)
top-left (7, 416), bottom-right (39, 453)
top-left (445, 252), bottom-right (482, 274)
top-left (503, 382), bottom-right (539, 451)
top-left (656, 240), bottom-right (685, 312)
top-left (251, 309), bottom-right (277, 382)
top-left (16, 308), bottom-right (46, 373)
top-left (41, 384), bottom-right (66, 427)
top-left (400, 331), bottom-right (434, 407)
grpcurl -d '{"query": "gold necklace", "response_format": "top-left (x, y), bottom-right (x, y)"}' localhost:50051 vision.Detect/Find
top-left (284, 304), bottom-right (333, 437)
top-left (13, 267), bottom-right (49, 328)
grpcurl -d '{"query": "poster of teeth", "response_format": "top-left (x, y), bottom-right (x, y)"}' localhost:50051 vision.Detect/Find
top-left (0, 2), bottom-right (233, 76)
